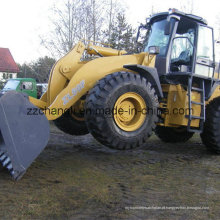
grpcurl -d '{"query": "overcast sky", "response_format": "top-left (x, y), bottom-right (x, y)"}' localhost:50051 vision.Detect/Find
top-left (0, 0), bottom-right (219, 63)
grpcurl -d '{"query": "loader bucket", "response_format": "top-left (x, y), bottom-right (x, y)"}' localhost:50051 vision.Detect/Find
top-left (0, 91), bottom-right (50, 180)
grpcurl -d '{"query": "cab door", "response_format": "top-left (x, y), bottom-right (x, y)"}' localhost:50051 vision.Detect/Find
top-left (20, 81), bottom-right (37, 98)
top-left (195, 25), bottom-right (215, 78)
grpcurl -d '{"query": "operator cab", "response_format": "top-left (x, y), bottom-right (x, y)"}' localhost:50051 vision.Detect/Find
top-left (140, 9), bottom-right (216, 81)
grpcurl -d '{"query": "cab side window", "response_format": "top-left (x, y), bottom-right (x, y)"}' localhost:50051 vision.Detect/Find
top-left (21, 82), bottom-right (33, 90)
top-left (171, 30), bottom-right (194, 61)
top-left (195, 26), bottom-right (214, 77)
top-left (170, 18), bottom-right (196, 72)
top-left (197, 26), bottom-right (213, 60)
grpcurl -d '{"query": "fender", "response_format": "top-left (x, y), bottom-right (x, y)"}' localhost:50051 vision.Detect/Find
top-left (123, 64), bottom-right (163, 98)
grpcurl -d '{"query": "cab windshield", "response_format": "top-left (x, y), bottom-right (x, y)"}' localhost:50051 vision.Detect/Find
top-left (3, 80), bottom-right (20, 90)
top-left (143, 19), bottom-right (172, 55)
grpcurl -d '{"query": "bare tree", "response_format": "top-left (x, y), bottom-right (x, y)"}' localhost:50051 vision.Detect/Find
top-left (40, 0), bottom-right (106, 58)
top-left (99, 0), bottom-right (126, 45)
top-left (18, 57), bottom-right (56, 83)
top-left (108, 0), bottom-right (113, 41)
top-left (40, 0), bottom-right (79, 58)
top-left (103, 0), bottom-right (125, 43)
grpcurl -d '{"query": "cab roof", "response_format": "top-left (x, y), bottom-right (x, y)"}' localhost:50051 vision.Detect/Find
top-left (8, 78), bottom-right (36, 82)
top-left (149, 9), bottom-right (207, 25)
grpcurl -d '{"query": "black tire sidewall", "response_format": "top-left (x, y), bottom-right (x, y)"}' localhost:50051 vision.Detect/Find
top-left (85, 72), bottom-right (159, 149)
top-left (103, 83), bottom-right (157, 138)
top-left (155, 126), bottom-right (194, 143)
top-left (200, 98), bottom-right (220, 154)
top-left (54, 110), bottom-right (88, 135)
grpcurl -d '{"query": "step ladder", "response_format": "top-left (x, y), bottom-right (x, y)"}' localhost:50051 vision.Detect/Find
top-left (186, 76), bottom-right (205, 133)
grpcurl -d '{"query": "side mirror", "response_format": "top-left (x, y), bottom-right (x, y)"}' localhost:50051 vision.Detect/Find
top-left (164, 15), bottom-right (180, 35)
top-left (164, 21), bottom-right (171, 35)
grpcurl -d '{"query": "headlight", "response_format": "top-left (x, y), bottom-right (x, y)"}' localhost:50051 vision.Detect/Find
top-left (148, 46), bottom-right (160, 55)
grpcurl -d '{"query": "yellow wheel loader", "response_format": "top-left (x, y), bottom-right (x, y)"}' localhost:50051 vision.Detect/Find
top-left (1, 9), bottom-right (220, 180)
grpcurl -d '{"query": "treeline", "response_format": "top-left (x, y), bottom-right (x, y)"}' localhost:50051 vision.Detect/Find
top-left (18, 0), bottom-right (139, 82)
top-left (17, 57), bottom-right (56, 83)
top-left (40, 0), bottom-right (138, 57)
top-left (18, 0), bottom-right (139, 83)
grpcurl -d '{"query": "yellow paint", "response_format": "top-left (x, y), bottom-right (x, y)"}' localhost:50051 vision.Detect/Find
top-left (113, 92), bottom-right (146, 131)
top-left (29, 41), bottom-right (154, 120)
top-left (29, 40), bottom-right (214, 130)
top-left (159, 84), bottom-right (201, 127)
top-left (142, 53), bottom-right (156, 67)
top-left (207, 85), bottom-right (220, 104)
top-left (69, 99), bottom-right (85, 121)
top-left (87, 43), bottom-right (127, 56)
top-left (29, 96), bottom-right (47, 109)
top-left (214, 72), bottom-right (220, 79)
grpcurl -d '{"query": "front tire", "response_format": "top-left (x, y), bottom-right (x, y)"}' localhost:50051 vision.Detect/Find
top-left (85, 72), bottom-right (159, 150)
top-left (200, 98), bottom-right (220, 154)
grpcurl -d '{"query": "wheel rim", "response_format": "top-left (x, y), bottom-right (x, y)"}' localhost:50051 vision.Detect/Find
top-left (70, 99), bottom-right (85, 121)
top-left (114, 92), bottom-right (146, 131)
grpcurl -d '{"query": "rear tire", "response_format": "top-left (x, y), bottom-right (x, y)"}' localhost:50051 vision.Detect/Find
top-left (0, 164), bottom-right (4, 172)
top-left (200, 98), bottom-right (220, 154)
top-left (155, 126), bottom-right (194, 143)
top-left (85, 72), bottom-right (159, 150)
